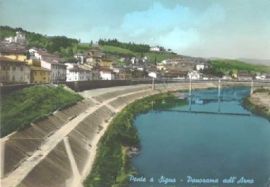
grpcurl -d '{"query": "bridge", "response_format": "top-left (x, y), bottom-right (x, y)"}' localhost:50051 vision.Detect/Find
top-left (181, 79), bottom-right (261, 114)
top-left (154, 79), bottom-right (264, 116)
top-left (161, 109), bottom-right (251, 117)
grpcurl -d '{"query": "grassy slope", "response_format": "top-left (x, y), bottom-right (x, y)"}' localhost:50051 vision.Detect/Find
top-left (210, 59), bottom-right (270, 74)
top-left (84, 93), bottom-right (186, 187)
top-left (77, 43), bottom-right (92, 52)
top-left (0, 85), bottom-right (82, 137)
top-left (144, 51), bottom-right (178, 63)
top-left (101, 45), bottom-right (136, 56)
top-left (101, 45), bottom-right (178, 63)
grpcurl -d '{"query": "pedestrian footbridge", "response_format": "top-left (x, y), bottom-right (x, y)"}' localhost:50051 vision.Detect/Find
top-left (161, 109), bottom-right (251, 117)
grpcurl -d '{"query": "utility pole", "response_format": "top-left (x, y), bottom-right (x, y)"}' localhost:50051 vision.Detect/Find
top-left (250, 79), bottom-right (254, 95)
top-left (189, 77), bottom-right (192, 97)
top-left (218, 79), bottom-right (221, 98)
top-left (189, 77), bottom-right (192, 111)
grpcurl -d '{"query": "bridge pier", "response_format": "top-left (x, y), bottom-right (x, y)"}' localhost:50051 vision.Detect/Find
top-left (218, 79), bottom-right (221, 98)
top-left (189, 78), bottom-right (192, 111)
top-left (218, 79), bottom-right (221, 112)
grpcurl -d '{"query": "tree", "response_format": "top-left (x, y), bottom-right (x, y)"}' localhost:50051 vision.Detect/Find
top-left (98, 38), bottom-right (150, 53)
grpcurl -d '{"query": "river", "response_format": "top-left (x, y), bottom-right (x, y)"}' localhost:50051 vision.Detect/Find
top-left (130, 87), bottom-right (270, 187)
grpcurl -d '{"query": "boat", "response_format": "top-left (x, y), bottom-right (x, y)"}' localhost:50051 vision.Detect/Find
top-left (195, 98), bottom-right (204, 104)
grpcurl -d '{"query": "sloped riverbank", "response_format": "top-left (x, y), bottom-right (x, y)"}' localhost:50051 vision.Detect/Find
top-left (243, 88), bottom-right (270, 120)
top-left (84, 93), bottom-right (186, 187)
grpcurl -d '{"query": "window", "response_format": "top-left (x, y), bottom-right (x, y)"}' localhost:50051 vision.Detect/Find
top-left (20, 66), bottom-right (23, 71)
top-left (13, 66), bottom-right (16, 71)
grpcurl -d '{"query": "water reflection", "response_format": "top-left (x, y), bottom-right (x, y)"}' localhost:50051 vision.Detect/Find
top-left (131, 87), bottom-right (270, 187)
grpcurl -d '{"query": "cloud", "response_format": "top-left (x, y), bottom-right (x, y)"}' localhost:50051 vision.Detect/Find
top-left (121, 3), bottom-right (191, 32)
top-left (119, 2), bottom-right (225, 52)
top-left (156, 27), bottom-right (200, 50)
top-left (0, 0), bottom-right (269, 59)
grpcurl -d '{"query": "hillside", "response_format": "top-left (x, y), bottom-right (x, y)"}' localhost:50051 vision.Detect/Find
top-left (239, 58), bottom-right (270, 66)
top-left (0, 26), bottom-right (86, 59)
top-left (0, 85), bottom-right (83, 137)
top-left (98, 39), bottom-right (150, 53)
top-left (2, 26), bottom-right (269, 71)
top-left (100, 44), bottom-right (178, 63)
top-left (98, 38), bottom-right (179, 63)
top-left (1, 26), bottom-right (178, 63)
top-left (204, 59), bottom-right (270, 76)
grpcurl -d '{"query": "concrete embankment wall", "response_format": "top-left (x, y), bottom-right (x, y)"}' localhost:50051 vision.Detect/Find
top-left (0, 79), bottom-right (169, 95)
top-left (1, 85), bottom-right (157, 187)
top-left (3, 80), bottom-right (270, 95)
top-left (2, 99), bottom-right (95, 178)
top-left (18, 90), bottom-right (155, 187)
top-left (63, 79), bottom-right (169, 92)
top-left (19, 106), bottom-right (114, 187)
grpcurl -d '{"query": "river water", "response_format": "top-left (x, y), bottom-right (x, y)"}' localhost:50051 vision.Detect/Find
top-left (130, 87), bottom-right (270, 187)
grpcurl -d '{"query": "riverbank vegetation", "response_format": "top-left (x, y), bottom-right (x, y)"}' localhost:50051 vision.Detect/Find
top-left (0, 85), bottom-right (82, 137)
top-left (243, 88), bottom-right (270, 120)
top-left (84, 93), bottom-right (186, 187)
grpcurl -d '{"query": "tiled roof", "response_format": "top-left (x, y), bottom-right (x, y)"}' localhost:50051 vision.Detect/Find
top-left (35, 49), bottom-right (61, 63)
top-left (0, 45), bottom-right (27, 54)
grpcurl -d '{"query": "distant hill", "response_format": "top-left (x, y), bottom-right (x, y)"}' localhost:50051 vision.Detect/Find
top-left (204, 59), bottom-right (270, 77)
top-left (238, 58), bottom-right (270, 65)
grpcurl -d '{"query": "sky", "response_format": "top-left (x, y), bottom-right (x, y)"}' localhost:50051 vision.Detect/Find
top-left (0, 0), bottom-right (270, 60)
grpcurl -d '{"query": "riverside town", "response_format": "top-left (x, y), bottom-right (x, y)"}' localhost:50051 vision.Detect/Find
top-left (1, 1), bottom-right (270, 187)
